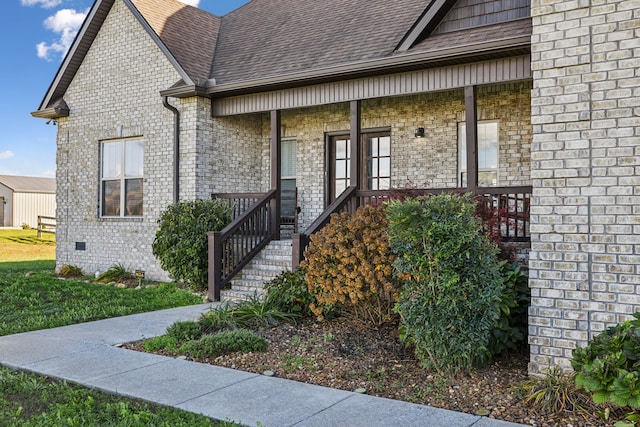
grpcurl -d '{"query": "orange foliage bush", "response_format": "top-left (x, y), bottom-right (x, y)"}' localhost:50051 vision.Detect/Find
top-left (301, 205), bottom-right (398, 325)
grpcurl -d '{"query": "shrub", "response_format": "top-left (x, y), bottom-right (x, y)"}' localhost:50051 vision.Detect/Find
top-left (302, 205), bottom-right (399, 325)
top-left (143, 336), bottom-right (179, 352)
top-left (152, 199), bottom-right (231, 290)
top-left (572, 313), bottom-right (640, 409)
top-left (264, 270), bottom-right (315, 318)
top-left (518, 366), bottom-right (593, 415)
top-left (387, 194), bottom-right (504, 376)
top-left (96, 264), bottom-right (132, 283)
top-left (486, 260), bottom-right (530, 359)
top-left (199, 304), bottom-right (238, 333)
top-left (57, 264), bottom-right (84, 278)
top-left (166, 321), bottom-right (202, 341)
top-left (228, 293), bottom-right (300, 327)
top-left (179, 329), bottom-right (268, 358)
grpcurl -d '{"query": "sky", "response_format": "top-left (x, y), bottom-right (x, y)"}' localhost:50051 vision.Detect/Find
top-left (0, 0), bottom-right (250, 178)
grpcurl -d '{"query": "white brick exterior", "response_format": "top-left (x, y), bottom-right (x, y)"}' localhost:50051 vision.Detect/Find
top-left (56, 0), bottom-right (186, 280)
top-left (529, 0), bottom-right (640, 374)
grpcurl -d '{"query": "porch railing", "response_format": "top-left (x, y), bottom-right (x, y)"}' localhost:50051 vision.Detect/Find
top-left (292, 185), bottom-right (531, 268)
top-left (208, 190), bottom-right (278, 301)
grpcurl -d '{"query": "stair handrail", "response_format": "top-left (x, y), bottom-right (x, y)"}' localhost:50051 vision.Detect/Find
top-left (208, 189), bottom-right (278, 301)
top-left (292, 186), bottom-right (358, 269)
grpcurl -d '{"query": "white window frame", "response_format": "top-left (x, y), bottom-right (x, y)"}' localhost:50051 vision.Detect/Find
top-left (100, 138), bottom-right (144, 218)
top-left (458, 121), bottom-right (499, 187)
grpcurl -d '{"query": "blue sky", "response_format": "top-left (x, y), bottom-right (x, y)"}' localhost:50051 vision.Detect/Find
top-left (0, 0), bottom-right (250, 178)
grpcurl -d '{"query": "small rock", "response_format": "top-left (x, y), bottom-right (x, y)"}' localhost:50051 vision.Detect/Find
top-left (116, 283), bottom-right (126, 288)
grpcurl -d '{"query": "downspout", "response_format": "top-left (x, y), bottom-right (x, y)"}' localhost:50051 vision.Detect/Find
top-left (162, 96), bottom-right (180, 203)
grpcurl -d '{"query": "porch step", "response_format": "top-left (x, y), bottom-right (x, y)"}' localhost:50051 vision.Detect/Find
top-left (220, 239), bottom-right (293, 303)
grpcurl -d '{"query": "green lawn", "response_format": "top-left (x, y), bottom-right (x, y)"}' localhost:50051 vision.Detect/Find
top-left (0, 246), bottom-right (237, 425)
top-left (0, 261), bottom-right (203, 336)
top-left (0, 229), bottom-right (55, 262)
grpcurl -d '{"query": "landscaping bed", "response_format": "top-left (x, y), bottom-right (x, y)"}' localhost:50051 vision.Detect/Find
top-left (126, 316), bottom-right (612, 427)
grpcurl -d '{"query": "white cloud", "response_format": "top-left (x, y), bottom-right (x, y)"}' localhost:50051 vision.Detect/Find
top-left (0, 151), bottom-right (15, 161)
top-left (21, 0), bottom-right (62, 8)
top-left (178, 0), bottom-right (200, 6)
top-left (36, 8), bottom-right (88, 61)
top-left (40, 169), bottom-right (56, 178)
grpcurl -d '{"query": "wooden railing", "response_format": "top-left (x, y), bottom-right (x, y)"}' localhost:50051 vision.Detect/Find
top-left (292, 186), bottom-right (531, 268)
top-left (208, 190), bottom-right (278, 301)
top-left (37, 215), bottom-right (56, 238)
top-left (211, 192), bottom-right (265, 220)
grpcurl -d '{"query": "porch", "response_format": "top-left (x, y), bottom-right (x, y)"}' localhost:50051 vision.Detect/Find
top-left (206, 82), bottom-right (532, 302)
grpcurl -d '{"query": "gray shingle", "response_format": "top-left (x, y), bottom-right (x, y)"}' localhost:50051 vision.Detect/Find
top-left (210, 0), bottom-right (429, 85)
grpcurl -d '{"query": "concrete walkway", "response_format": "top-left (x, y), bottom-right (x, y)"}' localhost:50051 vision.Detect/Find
top-left (0, 304), bottom-right (526, 427)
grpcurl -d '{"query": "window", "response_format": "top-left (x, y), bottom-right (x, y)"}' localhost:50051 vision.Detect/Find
top-left (281, 138), bottom-right (297, 192)
top-left (328, 131), bottom-right (391, 201)
top-left (100, 138), bottom-right (143, 217)
top-left (459, 121), bottom-right (498, 187)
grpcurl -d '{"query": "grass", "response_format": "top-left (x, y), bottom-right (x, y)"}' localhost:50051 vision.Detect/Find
top-left (0, 261), bottom-right (204, 337)
top-left (0, 233), bottom-right (241, 426)
top-left (0, 229), bottom-right (55, 262)
top-left (0, 366), bottom-right (238, 426)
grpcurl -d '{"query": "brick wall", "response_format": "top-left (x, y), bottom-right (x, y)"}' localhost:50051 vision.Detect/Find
top-left (56, 0), bottom-right (185, 280)
top-left (529, 0), bottom-right (640, 374)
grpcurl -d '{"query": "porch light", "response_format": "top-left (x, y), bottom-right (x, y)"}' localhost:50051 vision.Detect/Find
top-left (414, 127), bottom-right (425, 138)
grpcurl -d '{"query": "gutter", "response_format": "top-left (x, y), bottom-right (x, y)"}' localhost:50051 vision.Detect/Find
top-left (160, 35), bottom-right (530, 99)
top-left (162, 96), bottom-right (180, 204)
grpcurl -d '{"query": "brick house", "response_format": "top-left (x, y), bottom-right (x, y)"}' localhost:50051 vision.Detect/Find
top-left (31, 0), bottom-right (638, 375)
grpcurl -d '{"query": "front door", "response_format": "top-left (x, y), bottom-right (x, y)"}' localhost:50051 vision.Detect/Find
top-left (328, 131), bottom-right (391, 203)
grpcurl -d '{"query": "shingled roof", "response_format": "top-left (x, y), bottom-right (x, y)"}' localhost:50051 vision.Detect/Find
top-left (131, 0), bottom-right (220, 84)
top-left (210, 0), bottom-right (428, 85)
top-left (33, 0), bottom-right (531, 115)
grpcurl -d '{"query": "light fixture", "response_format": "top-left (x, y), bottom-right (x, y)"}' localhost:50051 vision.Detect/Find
top-left (414, 127), bottom-right (425, 138)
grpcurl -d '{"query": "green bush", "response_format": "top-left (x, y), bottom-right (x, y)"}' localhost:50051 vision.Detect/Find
top-left (486, 260), bottom-right (530, 359)
top-left (199, 304), bottom-right (239, 333)
top-left (152, 199), bottom-right (231, 290)
top-left (387, 194), bottom-right (504, 376)
top-left (179, 329), bottom-right (268, 358)
top-left (228, 293), bottom-right (300, 327)
top-left (143, 335), bottom-right (179, 352)
top-left (302, 205), bottom-right (399, 325)
top-left (166, 321), bottom-right (202, 341)
top-left (572, 313), bottom-right (640, 408)
top-left (264, 270), bottom-right (315, 318)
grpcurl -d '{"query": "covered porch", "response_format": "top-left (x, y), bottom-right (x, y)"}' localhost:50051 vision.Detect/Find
top-left (206, 62), bottom-right (533, 301)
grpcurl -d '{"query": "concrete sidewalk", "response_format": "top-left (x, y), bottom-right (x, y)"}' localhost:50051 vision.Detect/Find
top-left (0, 304), bottom-right (526, 426)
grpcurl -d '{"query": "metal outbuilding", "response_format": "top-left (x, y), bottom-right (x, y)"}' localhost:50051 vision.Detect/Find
top-left (0, 175), bottom-right (56, 228)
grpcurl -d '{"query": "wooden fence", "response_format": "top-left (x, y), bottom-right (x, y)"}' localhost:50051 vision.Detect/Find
top-left (37, 215), bottom-right (56, 238)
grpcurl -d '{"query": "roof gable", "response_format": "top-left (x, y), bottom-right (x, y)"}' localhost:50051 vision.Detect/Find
top-left (397, 0), bottom-right (530, 52)
top-left (34, 0), bottom-right (217, 117)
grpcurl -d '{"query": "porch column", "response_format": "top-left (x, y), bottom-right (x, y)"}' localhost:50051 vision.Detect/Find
top-left (464, 86), bottom-right (478, 194)
top-left (349, 100), bottom-right (362, 189)
top-left (270, 110), bottom-right (281, 240)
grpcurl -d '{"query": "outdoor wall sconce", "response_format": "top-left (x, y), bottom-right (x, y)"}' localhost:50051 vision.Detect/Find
top-left (414, 127), bottom-right (425, 138)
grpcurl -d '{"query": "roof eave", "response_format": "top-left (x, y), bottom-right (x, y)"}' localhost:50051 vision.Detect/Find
top-left (31, 106), bottom-right (70, 120)
top-left (207, 36), bottom-right (531, 97)
top-left (160, 84), bottom-right (210, 98)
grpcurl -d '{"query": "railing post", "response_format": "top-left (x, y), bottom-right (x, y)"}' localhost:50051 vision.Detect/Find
top-left (37, 215), bottom-right (42, 238)
top-left (208, 230), bottom-right (222, 301)
top-left (292, 232), bottom-right (308, 270)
